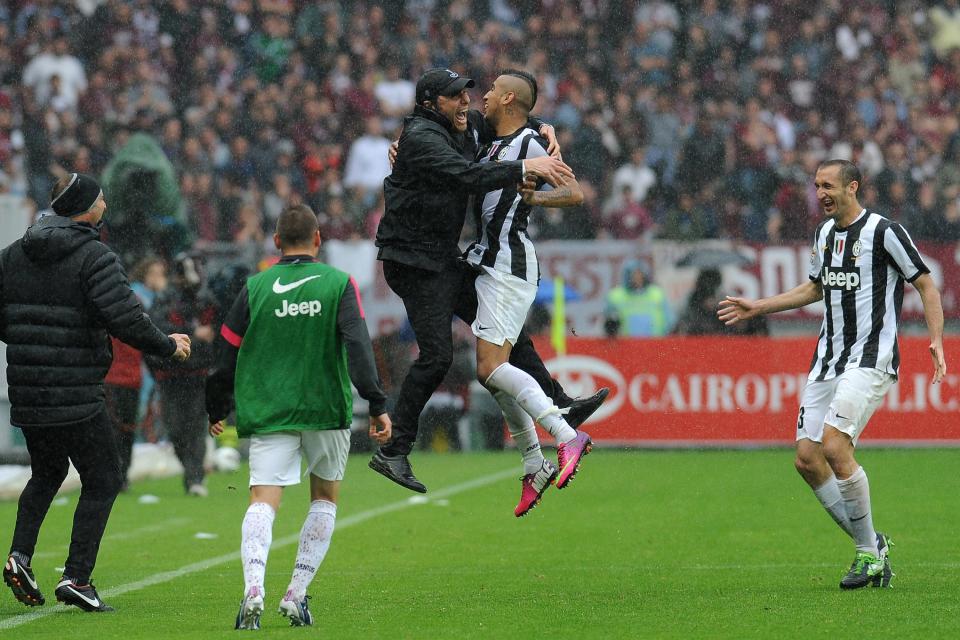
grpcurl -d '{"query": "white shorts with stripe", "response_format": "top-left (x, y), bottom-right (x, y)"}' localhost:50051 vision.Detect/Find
top-left (472, 266), bottom-right (538, 347)
top-left (796, 367), bottom-right (895, 446)
top-left (248, 429), bottom-right (350, 486)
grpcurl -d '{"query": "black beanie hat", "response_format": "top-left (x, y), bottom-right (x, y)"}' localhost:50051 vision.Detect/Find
top-left (51, 173), bottom-right (103, 217)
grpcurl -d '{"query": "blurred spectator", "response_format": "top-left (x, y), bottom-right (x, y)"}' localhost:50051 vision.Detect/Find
top-left (342, 116), bottom-right (392, 201)
top-left (941, 198), bottom-right (960, 242)
top-left (375, 63), bottom-right (415, 130)
top-left (675, 113), bottom-right (728, 196)
top-left (318, 196), bottom-right (361, 241)
top-left (601, 185), bottom-right (656, 240)
top-left (105, 254), bottom-right (168, 488)
top-left (570, 109), bottom-right (612, 188)
top-left (874, 141), bottom-right (918, 208)
top-left (674, 269), bottom-right (725, 335)
top-left (910, 181), bottom-right (945, 240)
top-left (674, 268), bottom-right (769, 336)
top-left (130, 255), bottom-right (168, 311)
top-left (610, 147), bottom-right (656, 205)
top-left (659, 192), bottom-right (715, 241)
top-left (604, 259), bottom-right (674, 338)
top-left (147, 253), bottom-right (220, 496)
top-left (21, 38), bottom-right (86, 109)
top-left (641, 92), bottom-right (682, 185)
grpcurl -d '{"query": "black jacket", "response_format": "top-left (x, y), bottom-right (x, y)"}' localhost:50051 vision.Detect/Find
top-left (375, 106), bottom-right (526, 271)
top-left (0, 215), bottom-right (175, 427)
top-left (146, 285), bottom-right (220, 380)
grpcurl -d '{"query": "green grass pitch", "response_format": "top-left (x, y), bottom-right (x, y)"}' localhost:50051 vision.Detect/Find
top-left (1, 449), bottom-right (958, 638)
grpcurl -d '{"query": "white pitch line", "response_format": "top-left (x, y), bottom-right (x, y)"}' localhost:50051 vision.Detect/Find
top-left (0, 467), bottom-right (517, 630)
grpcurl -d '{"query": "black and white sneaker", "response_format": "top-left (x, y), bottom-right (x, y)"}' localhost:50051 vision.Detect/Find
top-left (562, 388), bottom-right (610, 429)
top-left (4, 555), bottom-right (45, 606)
top-left (369, 451), bottom-right (427, 493)
top-left (55, 579), bottom-right (114, 612)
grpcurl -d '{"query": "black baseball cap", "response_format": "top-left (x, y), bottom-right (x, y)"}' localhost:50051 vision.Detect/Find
top-left (415, 68), bottom-right (475, 104)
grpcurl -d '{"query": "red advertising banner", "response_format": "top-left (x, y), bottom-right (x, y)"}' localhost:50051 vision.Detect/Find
top-left (533, 336), bottom-right (960, 446)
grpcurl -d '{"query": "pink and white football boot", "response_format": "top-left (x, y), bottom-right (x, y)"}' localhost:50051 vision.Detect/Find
top-left (515, 460), bottom-right (558, 517)
top-left (556, 431), bottom-right (592, 489)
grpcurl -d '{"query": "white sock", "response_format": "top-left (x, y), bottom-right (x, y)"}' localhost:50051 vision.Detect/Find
top-left (286, 500), bottom-right (337, 600)
top-left (494, 390), bottom-right (545, 474)
top-left (813, 476), bottom-right (853, 538)
top-left (836, 466), bottom-right (879, 555)
top-left (486, 363), bottom-right (576, 444)
top-left (241, 502), bottom-right (275, 597)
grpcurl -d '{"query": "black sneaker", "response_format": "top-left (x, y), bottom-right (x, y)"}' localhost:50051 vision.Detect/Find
top-left (562, 388), bottom-right (610, 429)
top-left (54, 579), bottom-right (114, 612)
top-left (4, 555), bottom-right (45, 606)
top-left (369, 451), bottom-right (427, 493)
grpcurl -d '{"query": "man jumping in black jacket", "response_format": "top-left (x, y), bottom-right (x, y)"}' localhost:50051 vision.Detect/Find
top-left (1, 173), bottom-right (191, 612)
top-left (371, 68), bottom-right (607, 493)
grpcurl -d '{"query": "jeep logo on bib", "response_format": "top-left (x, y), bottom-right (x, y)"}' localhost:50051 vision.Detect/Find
top-left (821, 266), bottom-right (861, 291)
top-left (275, 299), bottom-right (322, 317)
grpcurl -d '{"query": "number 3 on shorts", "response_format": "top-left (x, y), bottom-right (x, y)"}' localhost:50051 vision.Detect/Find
top-left (797, 406), bottom-right (805, 431)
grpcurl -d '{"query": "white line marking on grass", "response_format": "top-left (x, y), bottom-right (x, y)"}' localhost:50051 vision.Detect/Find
top-left (0, 467), bottom-right (517, 630)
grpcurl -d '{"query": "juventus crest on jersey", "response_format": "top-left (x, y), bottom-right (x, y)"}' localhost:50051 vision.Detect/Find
top-left (807, 209), bottom-right (929, 381)
top-left (464, 127), bottom-right (550, 284)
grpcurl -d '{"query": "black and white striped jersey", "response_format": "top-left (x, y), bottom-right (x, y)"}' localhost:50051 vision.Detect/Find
top-left (806, 209), bottom-right (929, 381)
top-left (464, 127), bottom-right (550, 284)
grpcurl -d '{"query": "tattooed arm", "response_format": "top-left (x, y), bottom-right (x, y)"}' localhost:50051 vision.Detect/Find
top-left (519, 175), bottom-right (584, 208)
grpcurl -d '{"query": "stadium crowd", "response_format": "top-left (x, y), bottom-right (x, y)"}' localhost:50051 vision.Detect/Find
top-left (2, 0), bottom-right (960, 255)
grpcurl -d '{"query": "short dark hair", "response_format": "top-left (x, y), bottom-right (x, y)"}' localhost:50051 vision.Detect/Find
top-left (500, 68), bottom-right (538, 110)
top-left (276, 204), bottom-right (319, 247)
top-left (819, 159), bottom-right (862, 193)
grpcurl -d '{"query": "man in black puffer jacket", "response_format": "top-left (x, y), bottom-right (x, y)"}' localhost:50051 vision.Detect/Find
top-left (0, 173), bottom-right (191, 613)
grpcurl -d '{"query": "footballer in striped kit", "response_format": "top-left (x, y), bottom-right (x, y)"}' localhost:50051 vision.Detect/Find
top-left (718, 159), bottom-right (946, 589)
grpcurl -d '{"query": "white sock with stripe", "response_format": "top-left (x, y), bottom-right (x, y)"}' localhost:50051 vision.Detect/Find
top-left (494, 390), bottom-right (545, 474)
top-left (836, 466), bottom-right (879, 555)
top-left (813, 476), bottom-right (853, 538)
top-left (241, 502), bottom-right (274, 597)
top-left (486, 363), bottom-right (576, 444)
top-left (286, 500), bottom-right (337, 600)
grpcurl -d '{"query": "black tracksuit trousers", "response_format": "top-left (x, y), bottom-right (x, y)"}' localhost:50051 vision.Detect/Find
top-left (11, 409), bottom-right (124, 583)
top-left (381, 259), bottom-right (568, 456)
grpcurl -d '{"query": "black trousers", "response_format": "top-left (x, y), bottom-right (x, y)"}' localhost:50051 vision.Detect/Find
top-left (105, 384), bottom-right (140, 482)
top-left (11, 409), bottom-right (123, 583)
top-left (381, 259), bottom-right (567, 456)
top-left (156, 377), bottom-right (207, 489)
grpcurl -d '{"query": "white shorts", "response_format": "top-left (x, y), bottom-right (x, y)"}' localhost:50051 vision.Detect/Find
top-left (472, 266), bottom-right (538, 347)
top-left (248, 429), bottom-right (350, 486)
top-left (796, 368), bottom-right (895, 446)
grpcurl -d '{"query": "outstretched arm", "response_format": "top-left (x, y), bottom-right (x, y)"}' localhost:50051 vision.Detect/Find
top-left (913, 273), bottom-right (946, 383)
top-left (717, 279), bottom-right (822, 325)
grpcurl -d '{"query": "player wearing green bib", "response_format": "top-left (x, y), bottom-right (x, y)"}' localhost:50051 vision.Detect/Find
top-left (206, 205), bottom-right (391, 629)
